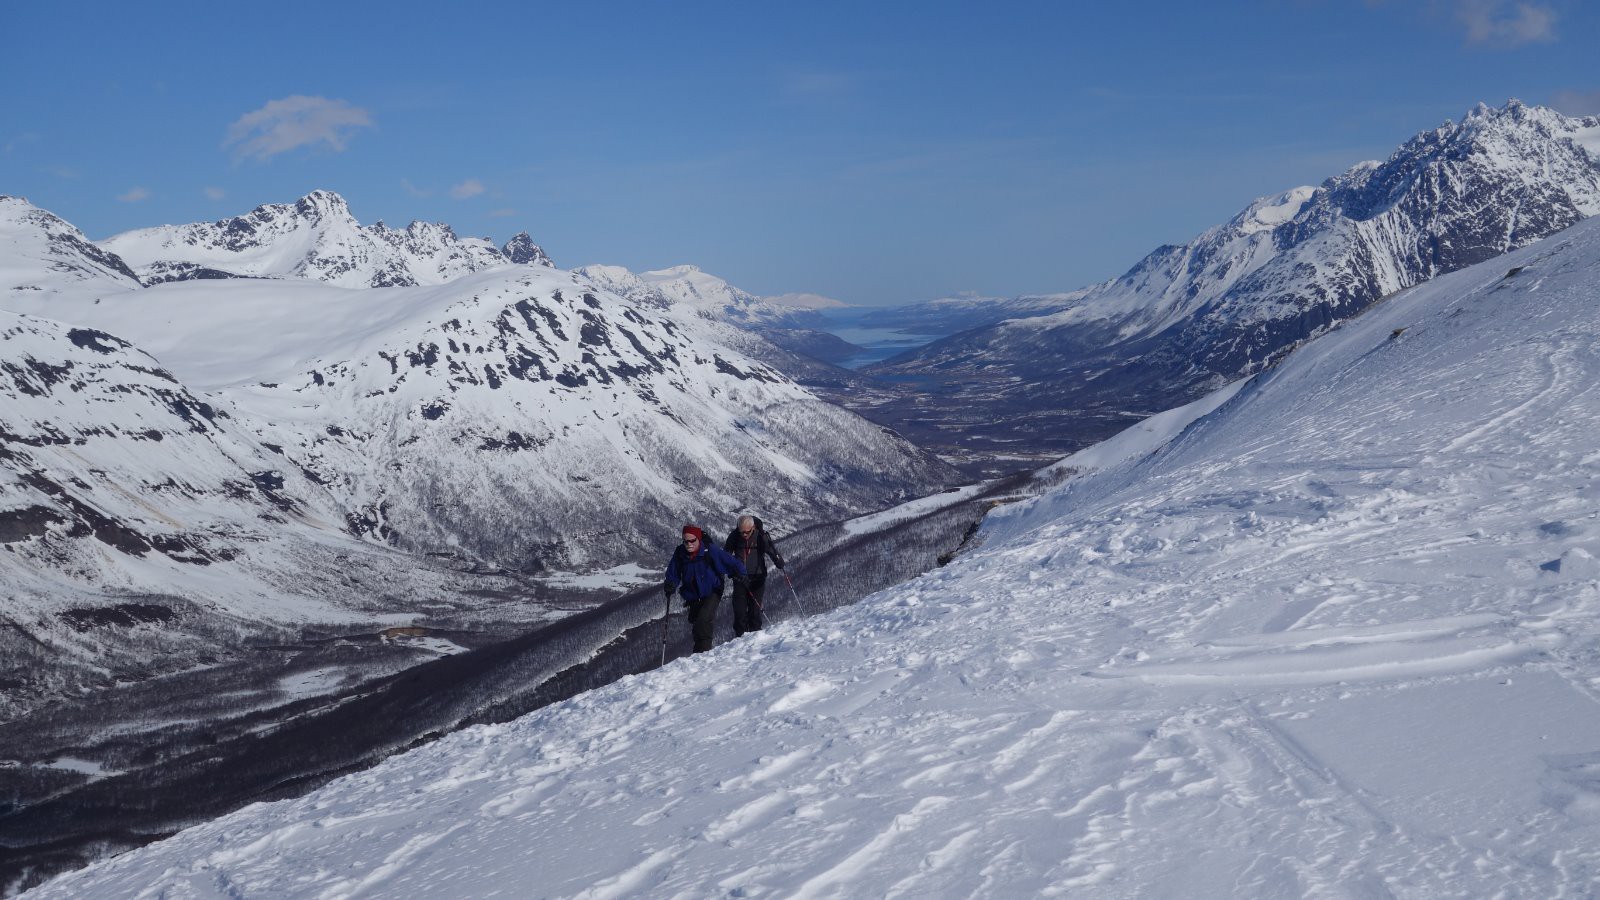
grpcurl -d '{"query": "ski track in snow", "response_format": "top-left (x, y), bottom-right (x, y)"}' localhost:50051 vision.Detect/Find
top-left (27, 225), bottom-right (1600, 897)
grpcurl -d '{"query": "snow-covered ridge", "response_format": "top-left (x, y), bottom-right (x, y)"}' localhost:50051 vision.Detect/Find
top-left (763, 291), bottom-right (847, 310)
top-left (871, 100), bottom-right (1600, 451)
top-left (40, 212), bottom-right (1600, 899)
top-left (0, 307), bottom-right (482, 715)
top-left (98, 190), bottom-right (555, 288)
top-left (576, 262), bottom-right (815, 328)
top-left (3, 254), bottom-right (956, 573)
top-left (0, 198), bottom-right (958, 721)
top-left (0, 195), bottom-right (141, 300)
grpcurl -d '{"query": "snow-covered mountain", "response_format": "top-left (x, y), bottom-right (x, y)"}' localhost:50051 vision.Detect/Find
top-left (0, 197), bottom-right (958, 722)
top-left (7, 199), bottom-right (957, 574)
top-left (575, 263), bottom-right (812, 328)
top-left (869, 100), bottom-right (1600, 458)
top-left (576, 263), bottom-right (869, 368)
top-left (763, 291), bottom-right (848, 311)
top-left (0, 307), bottom-right (491, 717)
top-left (856, 288), bottom-right (1096, 335)
top-left (38, 196), bottom-right (1600, 900)
top-left (0, 196), bottom-right (140, 300)
top-left (99, 190), bottom-right (554, 288)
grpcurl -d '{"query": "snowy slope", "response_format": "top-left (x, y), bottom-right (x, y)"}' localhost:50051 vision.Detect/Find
top-left (574, 263), bottom-right (878, 383)
top-left (764, 291), bottom-right (848, 311)
top-left (870, 100), bottom-right (1600, 455)
top-left (36, 209), bottom-right (1600, 897)
top-left (576, 263), bottom-right (815, 328)
top-left (98, 190), bottom-right (552, 288)
top-left (0, 199), bottom-right (955, 720)
top-left (0, 309), bottom-right (486, 716)
top-left (0, 196), bottom-right (141, 301)
top-left (5, 255), bottom-right (956, 572)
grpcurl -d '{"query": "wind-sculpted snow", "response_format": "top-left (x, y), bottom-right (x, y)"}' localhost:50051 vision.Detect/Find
top-left (98, 190), bottom-right (553, 288)
top-left (36, 213), bottom-right (1600, 897)
top-left (870, 101), bottom-right (1600, 464)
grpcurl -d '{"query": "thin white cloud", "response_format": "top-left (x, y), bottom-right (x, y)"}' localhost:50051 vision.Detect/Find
top-left (205, 186), bottom-right (227, 200)
top-left (450, 178), bottom-right (486, 199)
top-left (224, 95), bottom-right (375, 162)
top-left (118, 187), bottom-right (151, 203)
top-left (487, 208), bottom-right (519, 218)
top-left (4, 132), bottom-right (40, 153)
top-left (401, 178), bottom-right (432, 198)
top-left (1551, 89), bottom-right (1600, 116)
top-left (1451, 0), bottom-right (1557, 46)
top-left (43, 164), bottom-right (78, 179)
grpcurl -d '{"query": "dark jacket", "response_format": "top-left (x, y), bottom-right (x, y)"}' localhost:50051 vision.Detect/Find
top-left (665, 541), bottom-right (748, 602)
top-left (724, 518), bottom-right (785, 578)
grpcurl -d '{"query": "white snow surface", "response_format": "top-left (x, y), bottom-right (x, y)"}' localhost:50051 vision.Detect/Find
top-left (575, 263), bottom-right (812, 328)
top-left (997, 102), bottom-right (1600, 342)
top-left (762, 292), bottom-right (848, 310)
top-left (98, 190), bottom-right (523, 289)
top-left (34, 215), bottom-right (1600, 896)
top-left (0, 195), bottom-right (140, 301)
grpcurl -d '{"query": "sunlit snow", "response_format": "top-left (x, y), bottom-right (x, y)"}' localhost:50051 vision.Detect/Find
top-left (32, 209), bottom-right (1600, 898)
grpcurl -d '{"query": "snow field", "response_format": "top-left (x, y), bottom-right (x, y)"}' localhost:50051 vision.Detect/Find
top-left (27, 222), bottom-right (1600, 897)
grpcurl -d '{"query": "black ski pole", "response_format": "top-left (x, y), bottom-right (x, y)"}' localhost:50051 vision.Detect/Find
top-left (660, 588), bottom-right (672, 668)
top-left (780, 571), bottom-right (811, 618)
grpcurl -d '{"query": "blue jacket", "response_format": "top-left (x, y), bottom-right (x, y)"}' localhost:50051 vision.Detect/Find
top-left (665, 541), bottom-right (748, 602)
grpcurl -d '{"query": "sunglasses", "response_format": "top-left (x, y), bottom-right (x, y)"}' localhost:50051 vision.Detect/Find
top-left (683, 536), bottom-right (700, 544)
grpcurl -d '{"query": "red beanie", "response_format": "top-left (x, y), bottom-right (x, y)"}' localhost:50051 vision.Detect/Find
top-left (681, 524), bottom-right (704, 542)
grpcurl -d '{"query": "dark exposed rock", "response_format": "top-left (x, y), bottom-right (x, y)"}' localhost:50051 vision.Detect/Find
top-left (0, 505), bottom-right (66, 544)
top-left (59, 603), bottom-right (177, 631)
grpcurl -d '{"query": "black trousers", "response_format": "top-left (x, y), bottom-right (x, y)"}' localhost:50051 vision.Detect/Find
top-left (686, 590), bottom-right (722, 653)
top-left (732, 575), bottom-right (767, 636)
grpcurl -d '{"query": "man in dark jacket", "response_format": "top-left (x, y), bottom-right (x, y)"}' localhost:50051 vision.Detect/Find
top-left (664, 524), bottom-right (749, 653)
top-left (723, 515), bottom-right (786, 637)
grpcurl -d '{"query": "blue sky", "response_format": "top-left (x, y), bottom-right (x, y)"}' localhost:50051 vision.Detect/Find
top-left (3, 1), bottom-right (1596, 304)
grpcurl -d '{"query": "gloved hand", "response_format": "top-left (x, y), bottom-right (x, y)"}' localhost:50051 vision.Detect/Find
top-left (775, 561), bottom-right (785, 571)
top-left (662, 583), bottom-right (674, 599)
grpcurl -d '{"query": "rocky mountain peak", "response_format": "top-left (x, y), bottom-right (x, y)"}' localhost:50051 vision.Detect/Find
top-left (290, 189), bottom-right (352, 221)
top-left (865, 101), bottom-right (1600, 468)
top-left (502, 232), bottom-right (554, 267)
top-left (99, 194), bottom-right (540, 289)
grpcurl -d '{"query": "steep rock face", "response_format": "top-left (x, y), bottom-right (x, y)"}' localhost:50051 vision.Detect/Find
top-left (869, 101), bottom-right (1600, 458)
top-left (99, 191), bottom-right (554, 288)
top-left (501, 232), bottom-right (555, 268)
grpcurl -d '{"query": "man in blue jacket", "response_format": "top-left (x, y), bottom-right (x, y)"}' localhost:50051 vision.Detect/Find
top-left (664, 524), bottom-right (749, 653)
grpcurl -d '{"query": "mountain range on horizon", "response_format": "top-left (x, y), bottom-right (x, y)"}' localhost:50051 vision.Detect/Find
top-left (0, 190), bottom-right (958, 724)
top-left (29, 169), bottom-right (1600, 900)
top-left (857, 100), bottom-right (1600, 473)
top-left (8, 95), bottom-right (1600, 895)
